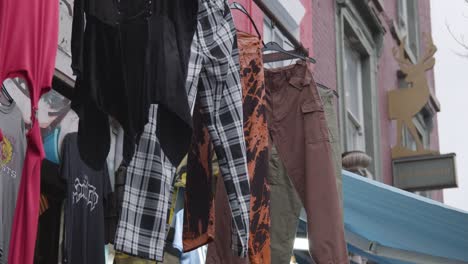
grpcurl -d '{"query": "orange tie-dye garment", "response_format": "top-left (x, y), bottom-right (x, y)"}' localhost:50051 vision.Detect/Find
top-left (184, 31), bottom-right (271, 264)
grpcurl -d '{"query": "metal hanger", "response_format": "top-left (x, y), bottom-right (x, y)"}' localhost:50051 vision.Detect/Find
top-left (262, 41), bottom-right (316, 64)
top-left (1, 84), bottom-right (14, 105)
top-left (230, 2), bottom-right (316, 64)
top-left (230, 2), bottom-right (264, 45)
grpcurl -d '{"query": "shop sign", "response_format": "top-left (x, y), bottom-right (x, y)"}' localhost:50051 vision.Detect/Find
top-left (393, 153), bottom-right (457, 191)
top-left (388, 34), bottom-right (439, 159)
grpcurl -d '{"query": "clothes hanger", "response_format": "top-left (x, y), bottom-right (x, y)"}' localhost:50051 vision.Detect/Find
top-left (1, 84), bottom-right (14, 105)
top-left (230, 2), bottom-right (316, 64)
top-left (230, 2), bottom-right (264, 45)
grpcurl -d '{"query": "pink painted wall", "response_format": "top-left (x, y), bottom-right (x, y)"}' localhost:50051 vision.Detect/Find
top-left (300, 0), bottom-right (313, 53)
top-left (230, 0), bottom-right (264, 36)
top-left (380, 0), bottom-right (401, 186)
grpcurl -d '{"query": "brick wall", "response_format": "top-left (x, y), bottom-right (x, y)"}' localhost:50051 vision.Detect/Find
top-left (310, 0), bottom-right (337, 90)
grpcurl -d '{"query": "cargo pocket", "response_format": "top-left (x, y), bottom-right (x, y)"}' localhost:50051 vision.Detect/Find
top-left (301, 101), bottom-right (329, 144)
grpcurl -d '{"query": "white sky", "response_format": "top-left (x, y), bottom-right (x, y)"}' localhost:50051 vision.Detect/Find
top-left (431, 0), bottom-right (468, 212)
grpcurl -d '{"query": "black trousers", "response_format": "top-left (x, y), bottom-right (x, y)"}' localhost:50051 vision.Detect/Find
top-left (71, 0), bottom-right (198, 169)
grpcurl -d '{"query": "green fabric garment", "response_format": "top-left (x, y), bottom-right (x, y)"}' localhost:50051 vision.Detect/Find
top-left (318, 87), bottom-right (343, 205)
top-left (268, 144), bottom-right (302, 264)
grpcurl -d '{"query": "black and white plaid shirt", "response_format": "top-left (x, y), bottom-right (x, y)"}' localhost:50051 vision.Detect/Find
top-left (185, 0), bottom-right (250, 257)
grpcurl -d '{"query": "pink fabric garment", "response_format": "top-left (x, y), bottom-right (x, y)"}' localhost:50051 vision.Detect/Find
top-left (0, 0), bottom-right (59, 263)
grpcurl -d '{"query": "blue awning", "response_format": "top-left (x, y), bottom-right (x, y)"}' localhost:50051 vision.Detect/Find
top-left (343, 170), bottom-right (468, 263)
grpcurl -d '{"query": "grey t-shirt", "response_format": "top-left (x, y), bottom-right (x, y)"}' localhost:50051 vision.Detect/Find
top-left (0, 102), bottom-right (26, 264)
top-left (61, 133), bottom-right (111, 264)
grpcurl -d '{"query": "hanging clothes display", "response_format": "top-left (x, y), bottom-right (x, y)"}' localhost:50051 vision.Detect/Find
top-left (71, 0), bottom-right (198, 170)
top-left (114, 0), bottom-right (251, 260)
top-left (264, 61), bottom-right (348, 264)
top-left (183, 0), bottom-right (251, 257)
top-left (0, 101), bottom-right (26, 264)
top-left (0, 0), bottom-right (59, 262)
top-left (60, 133), bottom-right (112, 264)
top-left (203, 31), bottom-right (271, 264)
top-left (0, 0), bottom-right (355, 261)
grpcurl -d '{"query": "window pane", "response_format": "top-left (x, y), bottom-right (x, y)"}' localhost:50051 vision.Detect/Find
top-left (398, 0), bottom-right (408, 30)
top-left (403, 126), bottom-right (417, 151)
top-left (407, 0), bottom-right (419, 58)
top-left (346, 123), bottom-right (356, 151)
top-left (346, 117), bottom-right (366, 152)
top-left (344, 40), bottom-right (363, 123)
top-left (263, 18), bottom-right (273, 43)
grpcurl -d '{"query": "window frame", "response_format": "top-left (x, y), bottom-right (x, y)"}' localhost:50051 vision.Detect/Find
top-left (343, 39), bottom-right (366, 151)
top-left (396, 0), bottom-right (420, 63)
top-left (402, 110), bottom-right (433, 151)
top-left (336, 1), bottom-right (383, 179)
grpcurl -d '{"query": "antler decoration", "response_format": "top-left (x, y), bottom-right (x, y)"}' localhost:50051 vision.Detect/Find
top-left (393, 36), bottom-right (412, 66)
top-left (419, 33), bottom-right (437, 64)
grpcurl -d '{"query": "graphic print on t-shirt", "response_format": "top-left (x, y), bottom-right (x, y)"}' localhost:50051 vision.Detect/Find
top-left (73, 175), bottom-right (99, 211)
top-left (1, 135), bottom-right (18, 179)
top-left (1, 136), bottom-right (13, 165)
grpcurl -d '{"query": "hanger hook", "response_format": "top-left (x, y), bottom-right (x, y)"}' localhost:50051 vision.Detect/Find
top-left (230, 2), bottom-right (265, 46)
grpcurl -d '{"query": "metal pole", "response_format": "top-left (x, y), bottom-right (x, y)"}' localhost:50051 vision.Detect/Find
top-left (252, 0), bottom-right (309, 56)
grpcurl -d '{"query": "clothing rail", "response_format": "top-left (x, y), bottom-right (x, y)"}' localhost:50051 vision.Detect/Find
top-left (252, 0), bottom-right (309, 56)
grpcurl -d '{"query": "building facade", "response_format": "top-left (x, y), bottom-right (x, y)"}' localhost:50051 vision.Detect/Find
top-left (232, 0), bottom-right (443, 201)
